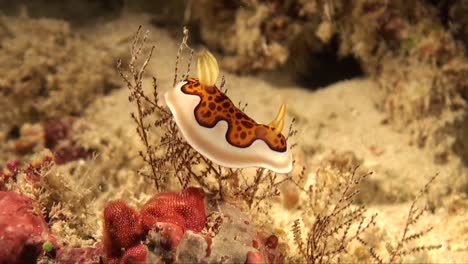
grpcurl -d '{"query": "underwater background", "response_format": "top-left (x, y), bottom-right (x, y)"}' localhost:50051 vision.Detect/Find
top-left (0, 0), bottom-right (467, 263)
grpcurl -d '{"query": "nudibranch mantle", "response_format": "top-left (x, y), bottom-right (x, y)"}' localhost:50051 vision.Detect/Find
top-left (164, 51), bottom-right (293, 173)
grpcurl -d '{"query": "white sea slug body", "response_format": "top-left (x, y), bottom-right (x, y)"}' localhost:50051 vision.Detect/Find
top-left (164, 50), bottom-right (293, 173)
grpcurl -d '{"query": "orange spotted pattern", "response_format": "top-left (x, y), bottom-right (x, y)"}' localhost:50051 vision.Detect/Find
top-left (180, 78), bottom-right (287, 152)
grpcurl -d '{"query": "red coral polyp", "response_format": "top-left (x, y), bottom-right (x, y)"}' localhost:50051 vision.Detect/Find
top-left (103, 201), bottom-right (144, 262)
top-left (120, 244), bottom-right (147, 264)
top-left (140, 187), bottom-right (206, 232)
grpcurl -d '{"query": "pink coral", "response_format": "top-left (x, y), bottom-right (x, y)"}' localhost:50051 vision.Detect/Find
top-left (102, 187), bottom-right (207, 264)
top-left (120, 244), bottom-right (147, 264)
top-left (0, 191), bottom-right (56, 263)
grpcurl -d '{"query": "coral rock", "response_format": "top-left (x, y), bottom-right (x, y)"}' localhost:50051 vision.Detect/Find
top-left (141, 223), bottom-right (185, 263)
top-left (0, 191), bottom-right (56, 264)
top-left (173, 203), bottom-right (283, 264)
top-left (173, 231), bottom-right (208, 263)
top-left (154, 222), bottom-right (185, 250)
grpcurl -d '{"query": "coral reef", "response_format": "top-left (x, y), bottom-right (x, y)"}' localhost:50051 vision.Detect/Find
top-left (334, 1), bottom-right (468, 165)
top-left (190, 0), bottom-right (468, 165)
top-left (0, 6), bottom-right (463, 262)
top-left (0, 15), bottom-right (118, 136)
top-left (102, 187), bottom-right (283, 263)
top-left (191, 0), bottom-right (300, 73)
top-left (111, 26), bottom-right (442, 263)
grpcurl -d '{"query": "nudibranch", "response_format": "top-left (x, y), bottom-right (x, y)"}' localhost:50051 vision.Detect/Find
top-left (164, 50), bottom-right (293, 173)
